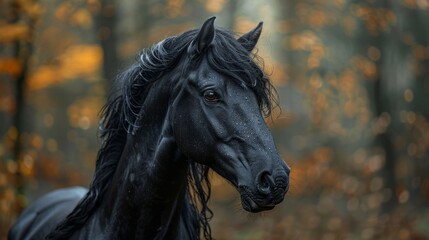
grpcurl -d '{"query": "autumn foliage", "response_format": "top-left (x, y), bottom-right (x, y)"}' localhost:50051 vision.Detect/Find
top-left (1, 0), bottom-right (429, 239)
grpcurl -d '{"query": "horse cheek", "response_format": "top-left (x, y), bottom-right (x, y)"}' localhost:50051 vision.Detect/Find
top-left (173, 108), bottom-right (206, 161)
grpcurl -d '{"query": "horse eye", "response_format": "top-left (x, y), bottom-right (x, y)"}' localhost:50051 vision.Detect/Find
top-left (203, 90), bottom-right (220, 102)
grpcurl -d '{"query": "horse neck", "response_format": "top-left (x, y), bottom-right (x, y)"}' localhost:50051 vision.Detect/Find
top-left (98, 82), bottom-right (190, 239)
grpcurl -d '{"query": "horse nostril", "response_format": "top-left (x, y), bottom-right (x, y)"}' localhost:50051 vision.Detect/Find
top-left (256, 171), bottom-right (275, 195)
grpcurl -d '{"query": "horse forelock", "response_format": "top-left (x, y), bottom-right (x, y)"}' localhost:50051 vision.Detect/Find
top-left (205, 30), bottom-right (279, 117)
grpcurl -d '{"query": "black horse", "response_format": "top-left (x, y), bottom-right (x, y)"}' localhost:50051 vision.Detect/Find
top-left (9, 17), bottom-right (290, 240)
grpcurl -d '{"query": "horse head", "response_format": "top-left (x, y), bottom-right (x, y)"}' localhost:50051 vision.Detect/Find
top-left (171, 17), bottom-right (290, 213)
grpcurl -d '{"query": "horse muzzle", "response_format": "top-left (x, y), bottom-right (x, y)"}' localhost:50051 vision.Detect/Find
top-left (238, 170), bottom-right (289, 213)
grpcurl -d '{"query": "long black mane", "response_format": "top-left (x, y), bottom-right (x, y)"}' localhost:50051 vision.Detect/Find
top-left (46, 27), bottom-right (277, 240)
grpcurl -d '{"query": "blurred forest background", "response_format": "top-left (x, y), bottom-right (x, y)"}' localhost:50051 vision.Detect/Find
top-left (1, 0), bottom-right (429, 239)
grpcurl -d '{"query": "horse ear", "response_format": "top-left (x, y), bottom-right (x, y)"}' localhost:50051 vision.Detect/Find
top-left (237, 22), bottom-right (263, 53)
top-left (189, 16), bottom-right (216, 55)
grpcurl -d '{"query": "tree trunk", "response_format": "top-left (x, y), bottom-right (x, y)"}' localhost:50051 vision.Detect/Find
top-left (9, 0), bottom-right (38, 211)
top-left (95, 0), bottom-right (119, 91)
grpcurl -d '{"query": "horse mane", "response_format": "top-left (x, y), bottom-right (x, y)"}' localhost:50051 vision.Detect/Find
top-left (46, 27), bottom-right (277, 240)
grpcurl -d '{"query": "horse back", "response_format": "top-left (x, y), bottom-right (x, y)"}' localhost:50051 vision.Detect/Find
top-left (8, 186), bottom-right (88, 240)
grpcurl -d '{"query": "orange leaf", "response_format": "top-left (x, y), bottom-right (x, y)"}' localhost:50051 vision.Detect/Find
top-left (0, 23), bottom-right (29, 42)
top-left (0, 58), bottom-right (22, 77)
